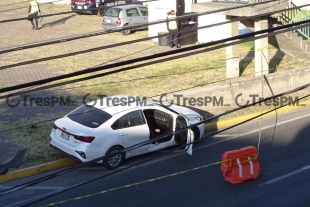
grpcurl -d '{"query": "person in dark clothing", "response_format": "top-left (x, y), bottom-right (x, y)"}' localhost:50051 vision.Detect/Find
top-left (166, 10), bottom-right (181, 48)
top-left (28, 0), bottom-right (40, 30)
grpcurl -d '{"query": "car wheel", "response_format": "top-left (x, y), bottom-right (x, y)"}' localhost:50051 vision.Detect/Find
top-left (104, 146), bottom-right (124, 169)
top-left (121, 24), bottom-right (131, 35)
top-left (97, 5), bottom-right (105, 17)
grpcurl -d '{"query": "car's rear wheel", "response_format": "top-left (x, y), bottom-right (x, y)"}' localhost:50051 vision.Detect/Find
top-left (104, 146), bottom-right (124, 169)
top-left (121, 24), bottom-right (131, 35)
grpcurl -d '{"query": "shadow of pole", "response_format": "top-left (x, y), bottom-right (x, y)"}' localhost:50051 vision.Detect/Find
top-left (269, 50), bottom-right (286, 73)
top-left (239, 46), bottom-right (255, 76)
top-left (40, 14), bottom-right (76, 30)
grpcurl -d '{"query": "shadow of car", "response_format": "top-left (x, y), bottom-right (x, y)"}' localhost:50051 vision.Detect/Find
top-left (102, 4), bottom-right (148, 35)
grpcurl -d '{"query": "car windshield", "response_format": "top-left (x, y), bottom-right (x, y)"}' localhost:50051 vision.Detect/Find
top-left (67, 105), bottom-right (112, 128)
top-left (105, 8), bottom-right (121, 17)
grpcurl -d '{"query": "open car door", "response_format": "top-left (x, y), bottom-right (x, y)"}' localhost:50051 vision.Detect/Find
top-left (174, 114), bottom-right (194, 155)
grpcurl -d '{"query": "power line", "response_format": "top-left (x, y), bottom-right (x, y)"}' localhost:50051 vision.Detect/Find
top-left (21, 92), bottom-right (310, 207)
top-left (0, 0), bottom-right (161, 23)
top-left (0, 53), bottom-right (281, 134)
top-left (0, 0), bottom-right (284, 129)
top-left (0, 18), bottom-right (309, 96)
top-left (0, 41), bottom-right (270, 99)
top-left (0, 41), bottom-right (293, 129)
top-left (0, 62), bottom-right (284, 135)
top-left (0, 0), bottom-right (291, 54)
top-left (0, 0), bottom-right (159, 16)
top-left (1, 82), bottom-right (309, 196)
top-left (0, 0), bottom-right (65, 12)
top-left (0, 0), bottom-right (29, 7)
top-left (0, 1), bottom-right (294, 95)
top-left (0, 0), bottom-right (275, 23)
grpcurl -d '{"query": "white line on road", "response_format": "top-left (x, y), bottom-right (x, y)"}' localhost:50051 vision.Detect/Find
top-left (135, 112), bottom-right (310, 168)
top-left (258, 166), bottom-right (310, 186)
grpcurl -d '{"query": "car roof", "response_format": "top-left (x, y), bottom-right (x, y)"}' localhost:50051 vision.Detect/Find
top-left (110, 4), bottom-right (145, 10)
top-left (89, 95), bottom-right (154, 115)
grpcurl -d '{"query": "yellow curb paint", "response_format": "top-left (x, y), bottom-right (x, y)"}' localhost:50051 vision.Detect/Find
top-left (0, 158), bottom-right (79, 183)
top-left (205, 100), bottom-right (310, 131)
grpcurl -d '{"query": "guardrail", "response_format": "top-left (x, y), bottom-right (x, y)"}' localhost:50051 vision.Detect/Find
top-left (279, 2), bottom-right (310, 39)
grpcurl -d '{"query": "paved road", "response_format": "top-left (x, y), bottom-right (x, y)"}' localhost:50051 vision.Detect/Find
top-left (0, 106), bottom-right (310, 207)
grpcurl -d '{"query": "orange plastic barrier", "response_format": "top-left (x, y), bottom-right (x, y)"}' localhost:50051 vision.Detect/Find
top-left (221, 146), bottom-right (261, 184)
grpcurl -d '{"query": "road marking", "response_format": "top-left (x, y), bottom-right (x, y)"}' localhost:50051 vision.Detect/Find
top-left (34, 112), bottom-right (310, 207)
top-left (0, 186), bottom-right (64, 190)
top-left (258, 166), bottom-right (310, 186)
top-left (3, 190), bottom-right (63, 207)
top-left (6, 110), bottom-right (309, 207)
top-left (134, 112), bottom-right (310, 168)
top-left (38, 161), bottom-right (222, 207)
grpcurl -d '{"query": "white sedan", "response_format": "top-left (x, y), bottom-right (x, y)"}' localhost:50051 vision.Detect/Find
top-left (50, 95), bottom-right (204, 169)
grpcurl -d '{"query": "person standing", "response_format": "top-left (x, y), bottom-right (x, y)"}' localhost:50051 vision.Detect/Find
top-left (28, 0), bottom-right (40, 30)
top-left (166, 10), bottom-right (180, 48)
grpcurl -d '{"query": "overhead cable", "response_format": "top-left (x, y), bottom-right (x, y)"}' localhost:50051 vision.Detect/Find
top-left (0, 0), bottom-right (299, 54)
top-left (1, 82), bottom-right (309, 196)
top-left (21, 92), bottom-right (310, 207)
top-left (0, 18), bottom-right (309, 96)
top-left (0, 0), bottom-right (275, 24)
top-left (0, 0), bottom-right (65, 12)
top-left (0, 0), bottom-right (163, 23)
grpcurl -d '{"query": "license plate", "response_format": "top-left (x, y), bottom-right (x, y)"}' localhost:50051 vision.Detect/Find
top-left (106, 19), bottom-right (111, 23)
top-left (77, 5), bottom-right (82, 9)
top-left (61, 131), bottom-right (70, 140)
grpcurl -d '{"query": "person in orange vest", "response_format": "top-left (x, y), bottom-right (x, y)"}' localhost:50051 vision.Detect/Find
top-left (166, 10), bottom-right (181, 48)
top-left (27, 0), bottom-right (40, 30)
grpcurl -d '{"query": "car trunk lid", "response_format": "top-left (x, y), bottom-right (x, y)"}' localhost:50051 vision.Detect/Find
top-left (103, 8), bottom-right (121, 26)
top-left (54, 117), bottom-right (94, 147)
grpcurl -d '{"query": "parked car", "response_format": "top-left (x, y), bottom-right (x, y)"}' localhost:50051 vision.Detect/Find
top-left (102, 4), bottom-right (148, 35)
top-left (50, 95), bottom-right (204, 169)
top-left (71, 0), bottom-right (134, 16)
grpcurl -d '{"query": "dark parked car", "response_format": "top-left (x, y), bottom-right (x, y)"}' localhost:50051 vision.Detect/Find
top-left (71, 0), bottom-right (134, 16)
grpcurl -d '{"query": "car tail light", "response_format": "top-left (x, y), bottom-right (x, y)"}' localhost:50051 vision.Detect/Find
top-left (102, 18), bottom-right (104, 23)
top-left (74, 135), bottom-right (95, 143)
top-left (86, 0), bottom-right (95, 5)
top-left (116, 18), bottom-right (121, 25)
top-left (53, 123), bottom-right (58, 130)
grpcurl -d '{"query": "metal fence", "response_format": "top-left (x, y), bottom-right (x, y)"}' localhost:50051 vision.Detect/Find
top-left (279, 2), bottom-right (310, 39)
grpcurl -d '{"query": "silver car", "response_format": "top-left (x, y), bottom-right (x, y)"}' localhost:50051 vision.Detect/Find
top-left (102, 4), bottom-right (148, 35)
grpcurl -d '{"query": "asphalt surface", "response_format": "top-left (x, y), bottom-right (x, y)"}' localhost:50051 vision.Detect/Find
top-left (1, 106), bottom-right (310, 207)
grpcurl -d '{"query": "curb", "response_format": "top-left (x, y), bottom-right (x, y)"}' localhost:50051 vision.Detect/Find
top-left (205, 100), bottom-right (310, 131)
top-left (1, 100), bottom-right (309, 183)
top-left (0, 158), bottom-right (79, 183)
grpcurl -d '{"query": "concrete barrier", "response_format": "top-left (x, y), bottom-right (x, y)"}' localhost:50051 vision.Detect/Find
top-left (154, 67), bottom-right (310, 113)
